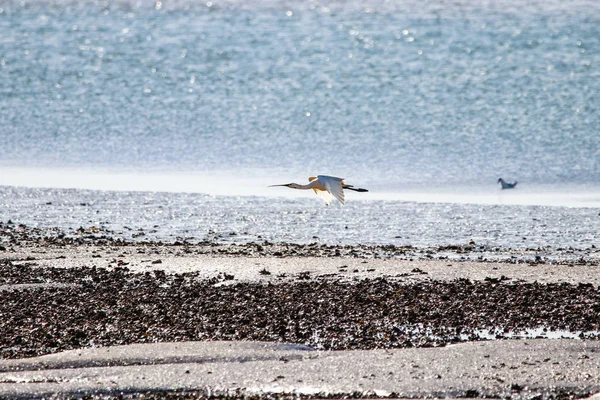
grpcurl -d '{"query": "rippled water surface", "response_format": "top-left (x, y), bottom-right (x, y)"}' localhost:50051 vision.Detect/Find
top-left (1, 1), bottom-right (599, 250)
top-left (1, 0), bottom-right (599, 188)
top-left (2, 186), bottom-right (599, 258)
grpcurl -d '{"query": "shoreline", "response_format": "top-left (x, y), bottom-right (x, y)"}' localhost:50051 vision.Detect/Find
top-left (3, 173), bottom-right (600, 208)
top-left (2, 220), bottom-right (599, 266)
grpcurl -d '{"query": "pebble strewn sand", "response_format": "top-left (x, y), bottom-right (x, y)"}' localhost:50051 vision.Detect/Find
top-left (2, 222), bottom-right (600, 399)
top-left (2, 259), bottom-right (600, 360)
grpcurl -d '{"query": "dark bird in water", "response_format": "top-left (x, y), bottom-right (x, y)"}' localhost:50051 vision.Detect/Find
top-left (498, 178), bottom-right (517, 189)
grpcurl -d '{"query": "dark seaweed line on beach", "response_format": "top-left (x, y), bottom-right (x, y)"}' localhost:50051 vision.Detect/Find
top-left (1, 260), bottom-right (600, 360)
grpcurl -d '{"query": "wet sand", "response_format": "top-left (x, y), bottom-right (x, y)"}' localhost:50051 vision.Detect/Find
top-left (1, 222), bottom-right (600, 398)
top-left (2, 340), bottom-right (600, 399)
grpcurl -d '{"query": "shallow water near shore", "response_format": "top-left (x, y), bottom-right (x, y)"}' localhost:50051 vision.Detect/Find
top-left (1, 185), bottom-right (599, 260)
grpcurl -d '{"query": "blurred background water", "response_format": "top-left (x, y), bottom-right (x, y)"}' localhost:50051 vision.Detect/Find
top-left (0, 0), bottom-right (599, 248)
top-left (1, 0), bottom-right (598, 189)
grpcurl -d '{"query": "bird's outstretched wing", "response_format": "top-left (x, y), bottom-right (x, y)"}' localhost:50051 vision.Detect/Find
top-left (317, 175), bottom-right (345, 205)
top-left (313, 189), bottom-right (335, 206)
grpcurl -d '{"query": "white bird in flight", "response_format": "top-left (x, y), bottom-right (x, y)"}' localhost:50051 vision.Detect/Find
top-left (269, 175), bottom-right (368, 205)
top-left (497, 178), bottom-right (518, 189)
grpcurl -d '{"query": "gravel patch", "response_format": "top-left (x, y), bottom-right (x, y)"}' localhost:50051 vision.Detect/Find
top-left (2, 259), bottom-right (599, 360)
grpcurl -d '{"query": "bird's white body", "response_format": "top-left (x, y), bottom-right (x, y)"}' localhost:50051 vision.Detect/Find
top-left (270, 175), bottom-right (368, 205)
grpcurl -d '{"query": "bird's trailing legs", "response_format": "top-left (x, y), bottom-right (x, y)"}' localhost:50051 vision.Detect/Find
top-left (343, 184), bottom-right (369, 192)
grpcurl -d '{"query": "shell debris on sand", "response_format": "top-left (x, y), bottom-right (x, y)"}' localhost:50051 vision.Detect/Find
top-left (2, 224), bottom-right (600, 399)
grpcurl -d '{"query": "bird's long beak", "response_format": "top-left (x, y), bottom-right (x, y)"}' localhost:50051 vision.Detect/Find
top-left (268, 184), bottom-right (289, 187)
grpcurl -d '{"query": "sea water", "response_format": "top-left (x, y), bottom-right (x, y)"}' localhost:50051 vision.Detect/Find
top-left (0, 0), bottom-right (599, 250)
top-left (1, 185), bottom-right (599, 264)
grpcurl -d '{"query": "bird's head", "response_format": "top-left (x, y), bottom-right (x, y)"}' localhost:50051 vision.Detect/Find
top-left (269, 183), bottom-right (302, 189)
top-left (497, 178), bottom-right (503, 183)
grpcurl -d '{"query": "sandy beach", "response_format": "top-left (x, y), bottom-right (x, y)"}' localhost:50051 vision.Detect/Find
top-left (1, 221), bottom-right (600, 398)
